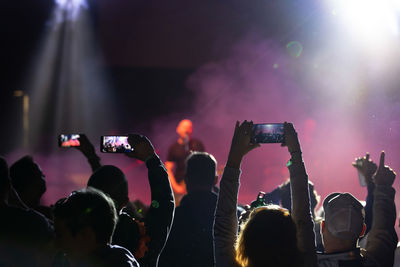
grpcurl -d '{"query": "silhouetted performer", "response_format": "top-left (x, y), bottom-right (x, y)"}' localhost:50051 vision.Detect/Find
top-left (165, 119), bottom-right (205, 205)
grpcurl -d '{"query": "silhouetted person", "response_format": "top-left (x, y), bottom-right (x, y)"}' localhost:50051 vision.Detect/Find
top-left (165, 119), bottom-right (205, 205)
top-left (159, 151), bottom-right (219, 267)
top-left (264, 179), bottom-right (323, 251)
top-left (214, 121), bottom-right (317, 267)
top-left (52, 187), bottom-right (138, 267)
top-left (317, 152), bottom-right (397, 267)
top-left (77, 134), bottom-right (174, 267)
top-left (9, 155), bottom-right (53, 220)
top-left (0, 156), bottom-right (54, 267)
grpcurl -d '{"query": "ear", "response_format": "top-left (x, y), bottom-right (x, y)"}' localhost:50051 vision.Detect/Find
top-left (321, 220), bottom-right (325, 232)
top-left (359, 223), bottom-right (366, 238)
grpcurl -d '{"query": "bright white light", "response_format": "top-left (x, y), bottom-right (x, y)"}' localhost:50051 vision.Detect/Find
top-left (55, 0), bottom-right (87, 8)
top-left (55, 0), bottom-right (88, 21)
top-left (330, 0), bottom-right (400, 45)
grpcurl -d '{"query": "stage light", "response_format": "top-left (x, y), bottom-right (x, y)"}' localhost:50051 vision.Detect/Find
top-left (55, 0), bottom-right (87, 8)
top-left (55, 0), bottom-right (87, 21)
top-left (329, 0), bottom-right (400, 45)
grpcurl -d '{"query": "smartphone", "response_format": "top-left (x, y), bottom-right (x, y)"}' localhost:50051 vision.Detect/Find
top-left (355, 159), bottom-right (367, 187)
top-left (251, 123), bottom-right (285, 143)
top-left (59, 134), bottom-right (81, 147)
top-left (100, 135), bottom-right (134, 153)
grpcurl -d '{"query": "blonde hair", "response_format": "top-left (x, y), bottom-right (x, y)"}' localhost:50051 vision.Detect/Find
top-left (235, 205), bottom-right (300, 267)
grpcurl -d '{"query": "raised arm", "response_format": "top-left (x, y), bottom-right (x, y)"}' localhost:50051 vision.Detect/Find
top-left (127, 134), bottom-right (175, 267)
top-left (352, 152), bottom-right (377, 235)
top-left (214, 121), bottom-right (259, 267)
top-left (283, 122), bottom-right (317, 267)
top-left (75, 134), bottom-right (102, 172)
top-left (364, 151), bottom-right (397, 267)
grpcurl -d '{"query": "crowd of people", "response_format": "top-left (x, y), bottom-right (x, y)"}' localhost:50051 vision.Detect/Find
top-left (0, 120), bottom-right (398, 267)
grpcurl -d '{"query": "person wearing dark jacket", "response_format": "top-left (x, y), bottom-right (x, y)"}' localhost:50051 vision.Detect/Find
top-left (159, 152), bottom-right (219, 267)
top-left (76, 134), bottom-right (175, 267)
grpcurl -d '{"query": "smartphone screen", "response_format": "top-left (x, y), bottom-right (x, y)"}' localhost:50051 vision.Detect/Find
top-left (59, 134), bottom-right (81, 147)
top-left (100, 136), bottom-right (134, 153)
top-left (251, 123), bottom-right (285, 143)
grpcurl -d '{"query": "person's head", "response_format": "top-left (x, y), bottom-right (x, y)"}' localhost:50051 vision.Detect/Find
top-left (279, 179), bottom-right (320, 218)
top-left (236, 205), bottom-right (300, 267)
top-left (0, 157), bottom-right (10, 200)
top-left (9, 155), bottom-right (46, 207)
top-left (176, 119), bottom-right (193, 139)
top-left (321, 193), bottom-right (365, 253)
top-left (53, 187), bottom-right (118, 258)
top-left (87, 165), bottom-right (129, 211)
top-left (184, 152), bottom-right (217, 193)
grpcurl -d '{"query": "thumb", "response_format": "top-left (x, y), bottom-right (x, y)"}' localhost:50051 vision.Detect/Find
top-left (379, 151), bottom-right (385, 169)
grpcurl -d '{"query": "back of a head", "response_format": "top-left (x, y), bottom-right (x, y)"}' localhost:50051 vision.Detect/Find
top-left (0, 157), bottom-right (9, 196)
top-left (87, 165), bottom-right (129, 210)
top-left (53, 187), bottom-right (118, 244)
top-left (279, 180), bottom-right (319, 217)
top-left (184, 152), bottom-right (217, 192)
top-left (323, 193), bottom-right (364, 243)
top-left (9, 156), bottom-right (38, 192)
top-left (236, 205), bottom-right (300, 267)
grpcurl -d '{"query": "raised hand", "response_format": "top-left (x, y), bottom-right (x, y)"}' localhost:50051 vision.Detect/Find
top-left (352, 153), bottom-right (377, 185)
top-left (125, 134), bottom-right (156, 162)
top-left (373, 151), bottom-right (396, 186)
top-left (282, 122), bottom-right (301, 156)
top-left (75, 134), bottom-right (96, 158)
top-left (226, 120), bottom-right (260, 168)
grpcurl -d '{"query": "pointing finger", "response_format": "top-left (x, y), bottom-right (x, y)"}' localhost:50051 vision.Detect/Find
top-left (379, 151), bottom-right (385, 168)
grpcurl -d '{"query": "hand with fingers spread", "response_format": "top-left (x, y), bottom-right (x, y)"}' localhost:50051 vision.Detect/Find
top-left (373, 151), bottom-right (396, 186)
top-left (226, 120), bottom-right (260, 169)
top-left (125, 134), bottom-right (156, 162)
top-left (352, 153), bottom-right (377, 185)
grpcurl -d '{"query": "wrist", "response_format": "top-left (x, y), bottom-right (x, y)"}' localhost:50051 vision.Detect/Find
top-left (145, 153), bottom-right (157, 163)
top-left (226, 154), bottom-right (243, 169)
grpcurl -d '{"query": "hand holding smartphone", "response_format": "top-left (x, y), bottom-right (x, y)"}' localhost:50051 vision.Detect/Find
top-left (100, 136), bottom-right (134, 153)
top-left (59, 134), bottom-right (81, 147)
top-left (251, 123), bottom-right (285, 144)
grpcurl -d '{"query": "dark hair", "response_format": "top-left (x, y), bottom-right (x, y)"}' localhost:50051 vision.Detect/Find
top-left (87, 165), bottom-right (129, 210)
top-left (9, 156), bottom-right (40, 191)
top-left (279, 180), bottom-right (319, 218)
top-left (184, 152), bottom-right (217, 191)
top-left (53, 187), bottom-right (118, 244)
top-left (0, 157), bottom-right (9, 194)
top-left (236, 205), bottom-right (301, 267)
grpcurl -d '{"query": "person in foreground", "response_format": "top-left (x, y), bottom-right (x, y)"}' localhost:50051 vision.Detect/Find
top-left (53, 187), bottom-right (139, 267)
top-left (317, 151), bottom-right (397, 267)
top-left (213, 121), bottom-right (317, 267)
top-left (159, 152), bottom-right (219, 267)
top-left (74, 134), bottom-right (174, 267)
top-left (0, 156), bottom-right (54, 267)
